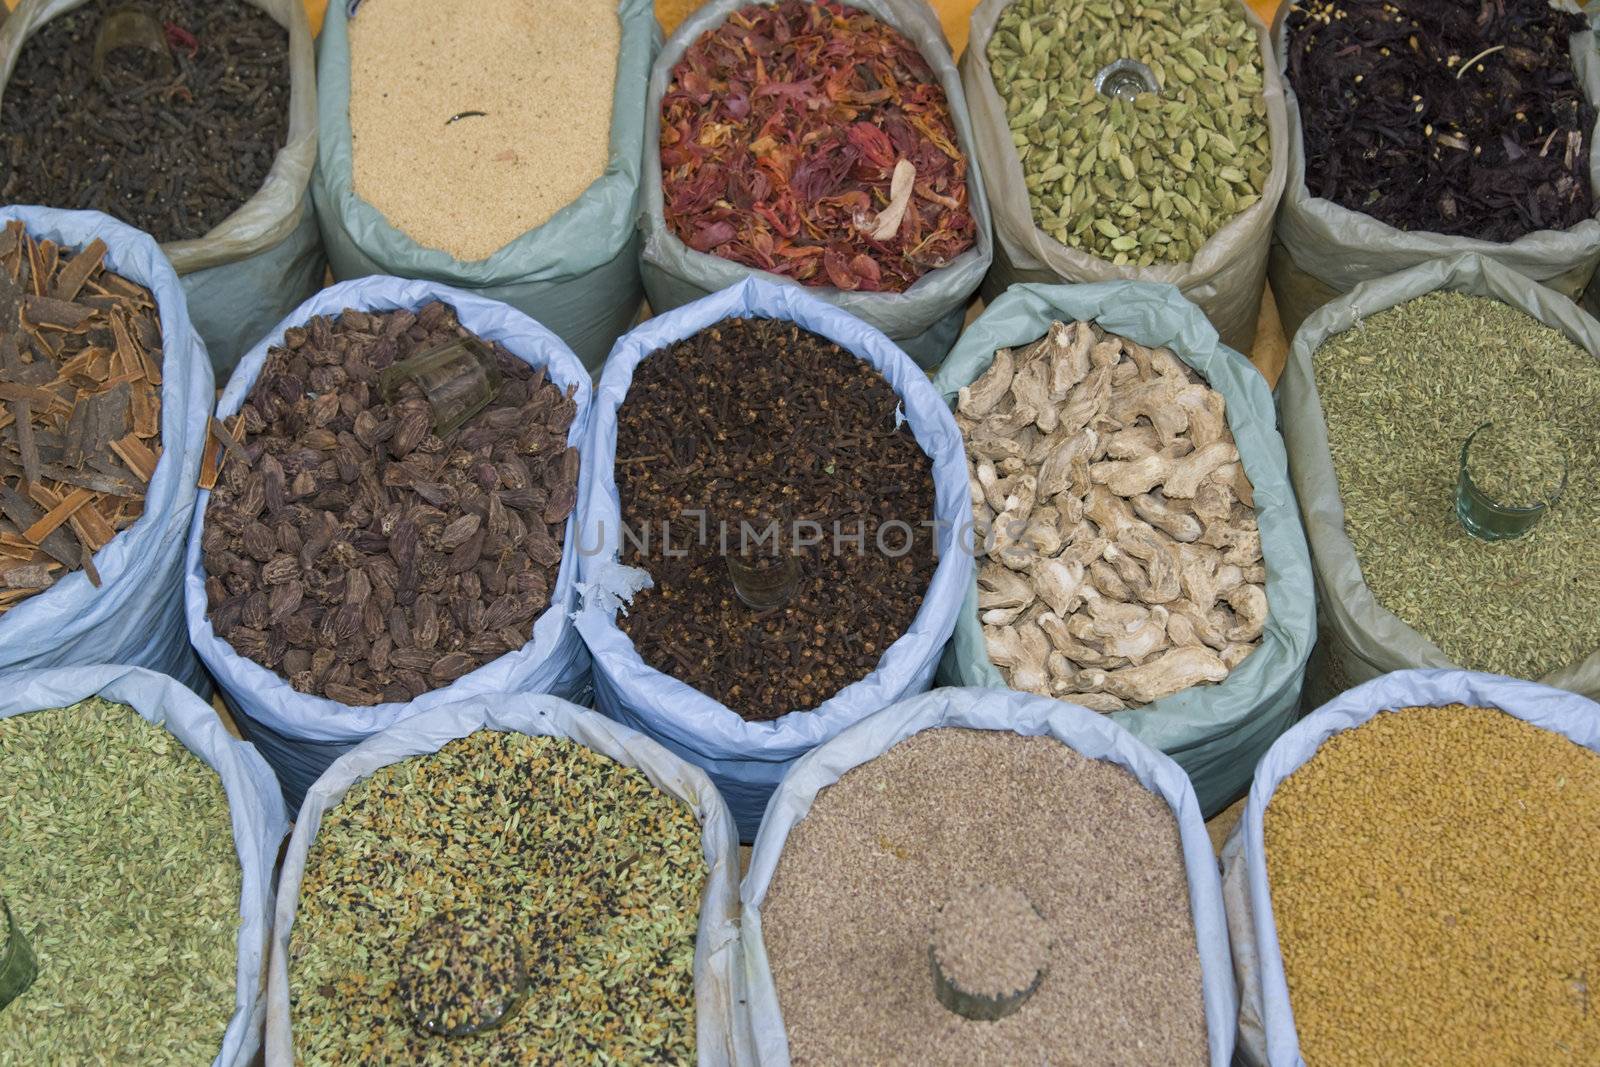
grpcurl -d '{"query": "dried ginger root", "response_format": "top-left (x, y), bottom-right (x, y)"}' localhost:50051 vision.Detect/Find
top-left (961, 320), bottom-right (1267, 712)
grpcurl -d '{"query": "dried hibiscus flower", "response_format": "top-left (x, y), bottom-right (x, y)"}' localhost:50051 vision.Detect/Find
top-left (660, 0), bottom-right (976, 294)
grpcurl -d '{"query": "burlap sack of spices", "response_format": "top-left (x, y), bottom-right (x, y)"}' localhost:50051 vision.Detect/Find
top-left (0, 207), bottom-right (212, 690)
top-left (1267, 6), bottom-right (1600, 337)
top-left (639, 0), bottom-right (994, 370)
top-left (741, 686), bottom-right (1238, 1067)
top-left (265, 693), bottom-right (747, 1067)
top-left (184, 276), bottom-right (593, 811)
top-left (931, 281), bottom-right (1315, 816)
top-left (311, 0), bottom-right (657, 371)
top-left (0, 663), bottom-right (288, 1067)
top-left (960, 0), bottom-right (1288, 356)
top-left (1279, 252), bottom-right (1600, 706)
top-left (575, 276), bottom-right (974, 840)
top-left (1220, 668), bottom-right (1600, 1066)
top-left (0, 0), bottom-right (322, 375)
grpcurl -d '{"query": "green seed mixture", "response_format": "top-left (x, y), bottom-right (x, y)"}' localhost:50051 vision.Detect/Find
top-left (1314, 291), bottom-right (1600, 678)
top-left (1266, 704), bottom-right (1600, 1066)
top-left (0, 698), bottom-right (241, 1063)
top-left (988, 0), bottom-right (1271, 265)
top-left (289, 731), bottom-right (705, 1065)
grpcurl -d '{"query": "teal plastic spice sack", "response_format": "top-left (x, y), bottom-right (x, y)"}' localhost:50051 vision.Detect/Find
top-left (639, 0), bottom-right (993, 370)
top-left (1278, 252), bottom-right (1600, 707)
top-left (0, 207), bottom-right (212, 691)
top-left (931, 281), bottom-right (1315, 815)
top-left (311, 0), bottom-right (657, 370)
top-left (0, 0), bottom-right (322, 375)
top-left (1267, 6), bottom-right (1600, 336)
top-left (0, 663), bottom-right (289, 1067)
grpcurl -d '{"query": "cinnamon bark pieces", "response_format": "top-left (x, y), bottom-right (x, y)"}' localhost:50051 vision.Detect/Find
top-left (0, 221), bottom-right (164, 611)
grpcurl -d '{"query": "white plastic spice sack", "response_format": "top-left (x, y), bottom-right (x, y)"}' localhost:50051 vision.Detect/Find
top-left (311, 0), bottom-right (657, 371)
top-left (0, 0), bottom-right (322, 374)
top-left (742, 685), bottom-right (1238, 1066)
top-left (0, 662), bottom-right (289, 1067)
top-left (1267, 6), bottom-right (1600, 336)
top-left (932, 281), bottom-right (1315, 815)
top-left (1220, 667), bottom-right (1600, 1066)
top-left (639, 0), bottom-right (994, 370)
top-left (184, 276), bottom-right (593, 810)
top-left (264, 692), bottom-right (747, 1067)
top-left (1279, 252), bottom-right (1600, 707)
top-left (960, 0), bottom-right (1288, 355)
top-left (0, 207), bottom-right (213, 691)
top-left (575, 275), bottom-right (974, 839)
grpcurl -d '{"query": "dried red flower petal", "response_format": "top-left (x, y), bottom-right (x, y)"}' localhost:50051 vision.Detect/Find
top-left (660, 0), bottom-right (976, 294)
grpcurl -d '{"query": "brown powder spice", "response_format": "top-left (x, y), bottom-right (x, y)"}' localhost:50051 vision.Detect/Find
top-left (760, 727), bottom-right (1210, 1065)
top-left (1266, 704), bottom-right (1600, 1066)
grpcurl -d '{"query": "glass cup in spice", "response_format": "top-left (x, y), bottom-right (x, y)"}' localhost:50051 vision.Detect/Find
top-left (1093, 58), bottom-right (1162, 103)
top-left (92, 6), bottom-right (176, 80)
top-left (378, 336), bottom-right (503, 438)
top-left (1455, 420), bottom-right (1569, 542)
top-left (398, 910), bottom-right (526, 1038)
top-left (0, 891), bottom-right (37, 1014)
top-left (722, 506), bottom-right (802, 611)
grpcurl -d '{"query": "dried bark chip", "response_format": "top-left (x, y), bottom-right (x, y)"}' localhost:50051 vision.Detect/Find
top-left (0, 225), bottom-right (162, 609)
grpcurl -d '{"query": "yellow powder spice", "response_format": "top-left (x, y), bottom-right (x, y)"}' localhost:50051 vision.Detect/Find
top-left (348, 0), bottom-right (619, 262)
top-left (1266, 704), bottom-right (1600, 1066)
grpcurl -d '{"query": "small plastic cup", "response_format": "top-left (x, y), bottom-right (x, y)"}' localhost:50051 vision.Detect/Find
top-left (92, 7), bottom-right (175, 80)
top-left (379, 337), bottom-right (503, 438)
top-left (0, 893), bottom-right (37, 1014)
top-left (1455, 422), bottom-right (1569, 542)
top-left (1094, 58), bottom-right (1161, 102)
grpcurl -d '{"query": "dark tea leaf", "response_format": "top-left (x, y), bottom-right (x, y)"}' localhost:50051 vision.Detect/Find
top-left (1287, 0), bottom-right (1594, 240)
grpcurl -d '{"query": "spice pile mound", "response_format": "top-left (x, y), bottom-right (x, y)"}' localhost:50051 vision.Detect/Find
top-left (987, 0), bottom-right (1271, 265)
top-left (288, 731), bottom-right (705, 1064)
top-left (1288, 0), bottom-right (1594, 240)
top-left (0, 0), bottom-right (290, 242)
top-left (761, 727), bottom-right (1210, 1063)
top-left (0, 221), bottom-right (164, 613)
top-left (0, 698), bottom-right (241, 1062)
top-left (614, 317), bottom-right (937, 722)
top-left (202, 301), bottom-right (579, 706)
top-left (661, 0), bottom-right (976, 293)
top-left (1314, 291), bottom-right (1599, 679)
top-left (963, 320), bottom-right (1264, 711)
top-left (349, 0), bottom-right (619, 261)
top-left (1266, 704), bottom-right (1600, 1064)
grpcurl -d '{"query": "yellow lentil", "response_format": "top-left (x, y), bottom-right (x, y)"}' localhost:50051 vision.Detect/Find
top-left (1265, 704), bottom-right (1600, 1066)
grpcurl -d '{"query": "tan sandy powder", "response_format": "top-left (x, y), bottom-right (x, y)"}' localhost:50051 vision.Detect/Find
top-left (760, 728), bottom-right (1210, 1065)
top-left (348, 0), bottom-right (618, 262)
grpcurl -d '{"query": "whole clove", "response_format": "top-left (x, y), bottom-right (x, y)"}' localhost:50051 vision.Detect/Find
top-left (201, 302), bottom-right (580, 707)
top-left (614, 317), bottom-right (937, 722)
top-left (0, 0), bottom-right (291, 243)
top-left (0, 221), bottom-right (165, 613)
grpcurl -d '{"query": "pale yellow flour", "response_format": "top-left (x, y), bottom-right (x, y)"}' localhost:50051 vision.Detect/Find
top-left (349, 0), bottom-right (619, 261)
